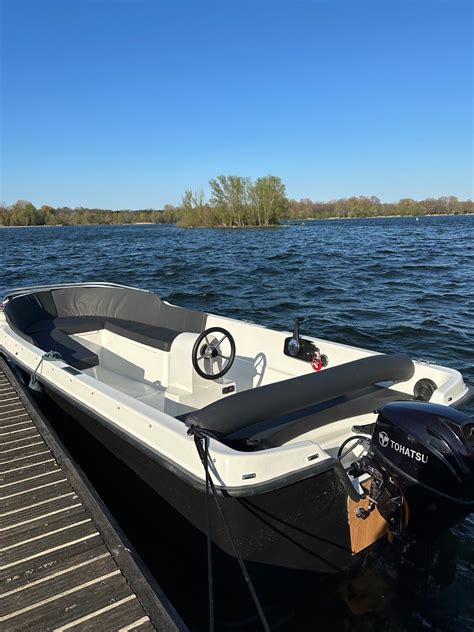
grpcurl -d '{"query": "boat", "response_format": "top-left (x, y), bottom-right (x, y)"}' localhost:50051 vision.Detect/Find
top-left (1, 282), bottom-right (472, 574)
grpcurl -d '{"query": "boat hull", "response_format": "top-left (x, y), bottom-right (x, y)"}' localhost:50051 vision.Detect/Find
top-left (44, 386), bottom-right (360, 575)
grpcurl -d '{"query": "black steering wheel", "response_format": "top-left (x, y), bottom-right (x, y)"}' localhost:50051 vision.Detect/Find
top-left (192, 327), bottom-right (236, 380)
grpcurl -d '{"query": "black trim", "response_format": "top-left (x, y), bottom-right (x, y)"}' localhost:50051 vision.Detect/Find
top-left (62, 366), bottom-right (83, 375)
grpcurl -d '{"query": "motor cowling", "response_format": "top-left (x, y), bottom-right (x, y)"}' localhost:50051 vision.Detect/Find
top-left (372, 401), bottom-right (474, 503)
top-left (351, 401), bottom-right (474, 537)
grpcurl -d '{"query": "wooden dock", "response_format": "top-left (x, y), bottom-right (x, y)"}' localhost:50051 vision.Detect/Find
top-left (0, 358), bottom-right (187, 632)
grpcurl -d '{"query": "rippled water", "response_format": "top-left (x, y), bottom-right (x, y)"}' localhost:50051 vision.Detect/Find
top-left (1, 216), bottom-right (473, 631)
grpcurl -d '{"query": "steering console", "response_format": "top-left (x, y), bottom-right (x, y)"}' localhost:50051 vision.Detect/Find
top-left (192, 327), bottom-right (236, 380)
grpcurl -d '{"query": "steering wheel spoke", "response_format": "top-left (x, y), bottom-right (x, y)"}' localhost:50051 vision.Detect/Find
top-left (192, 327), bottom-right (236, 380)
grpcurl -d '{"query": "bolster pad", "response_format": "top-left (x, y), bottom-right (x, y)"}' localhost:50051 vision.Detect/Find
top-left (186, 353), bottom-right (415, 436)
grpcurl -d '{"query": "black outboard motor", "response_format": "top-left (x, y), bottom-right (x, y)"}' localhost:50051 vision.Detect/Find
top-left (350, 401), bottom-right (474, 537)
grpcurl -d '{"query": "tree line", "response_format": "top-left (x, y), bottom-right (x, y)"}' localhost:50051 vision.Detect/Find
top-left (1, 183), bottom-right (472, 228)
top-left (0, 201), bottom-right (179, 227)
top-left (288, 195), bottom-right (473, 219)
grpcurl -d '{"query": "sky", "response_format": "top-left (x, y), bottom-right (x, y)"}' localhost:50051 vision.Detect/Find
top-left (0, 0), bottom-right (472, 209)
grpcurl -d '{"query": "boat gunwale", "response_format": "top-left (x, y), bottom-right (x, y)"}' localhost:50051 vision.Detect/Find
top-left (0, 347), bottom-right (362, 500)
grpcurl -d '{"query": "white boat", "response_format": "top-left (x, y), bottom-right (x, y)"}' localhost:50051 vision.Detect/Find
top-left (1, 283), bottom-right (472, 574)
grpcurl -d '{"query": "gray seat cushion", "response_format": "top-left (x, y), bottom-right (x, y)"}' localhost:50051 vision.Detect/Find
top-left (5, 286), bottom-right (208, 369)
top-left (186, 354), bottom-right (415, 438)
top-left (5, 292), bottom-right (57, 335)
top-left (25, 316), bottom-right (106, 335)
top-left (103, 320), bottom-right (179, 351)
top-left (25, 315), bottom-right (181, 365)
top-left (30, 325), bottom-right (99, 370)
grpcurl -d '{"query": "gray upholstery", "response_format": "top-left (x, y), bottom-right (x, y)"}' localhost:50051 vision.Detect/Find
top-left (104, 320), bottom-right (179, 351)
top-left (31, 325), bottom-right (99, 370)
top-left (186, 354), bottom-right (415, 438)
top-left (49, 286), bottom-right (206, 333)
top-left (5, 291), bottom-right (57, 335)
top-left (26, 316), bottom-right (106, 335)
top-left (51, 287), bottom-right (158, 322)
top-left (226, 385), bottom-right (413, 448)
top-left (5, 286), bottom-right (207, 369)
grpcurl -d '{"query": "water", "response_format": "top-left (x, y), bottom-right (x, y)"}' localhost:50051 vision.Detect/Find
top-left (1, 216), bottom-right (473, 631)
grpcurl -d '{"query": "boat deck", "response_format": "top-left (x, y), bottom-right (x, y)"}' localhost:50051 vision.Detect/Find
top-left (0, 357), bottom-right (186, 632)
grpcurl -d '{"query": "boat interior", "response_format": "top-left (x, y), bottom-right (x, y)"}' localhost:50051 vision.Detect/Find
top-left (4, 285), bottom-right (456, 453)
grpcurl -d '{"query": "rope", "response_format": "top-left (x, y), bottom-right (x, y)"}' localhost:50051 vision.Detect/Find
top-left (29, 351), bottom-right (63, 389)
top-left (188, 425), bottom-right (271, 632)
top-left (193, 431), bottom-right (215, 632)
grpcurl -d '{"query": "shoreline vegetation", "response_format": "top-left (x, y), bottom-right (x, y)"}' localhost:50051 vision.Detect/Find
top-left (1, 174), bottom-right (472, 228)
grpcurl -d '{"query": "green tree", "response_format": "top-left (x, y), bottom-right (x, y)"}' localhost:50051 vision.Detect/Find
top-left (249, 176), bottom-right (288, 225)
top-left (209, 175), bottom-right (251, 227)
top-left (179, 189), bottom-right (210, 226)
top-left (9, 200), bottom-right (41, 226)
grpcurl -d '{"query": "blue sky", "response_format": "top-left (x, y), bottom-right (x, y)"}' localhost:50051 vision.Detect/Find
top-left (1, 0), bottom-right (472, 209)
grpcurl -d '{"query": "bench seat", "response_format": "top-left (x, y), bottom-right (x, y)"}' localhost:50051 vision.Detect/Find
top-left (23, 316), bottom-right (182, 369)
top-left (30, 325), bottom-right (100, 370)
top-left (104, 320), bottom-right (179, 351)
top-left (5, 286), bottom-right (207, 370)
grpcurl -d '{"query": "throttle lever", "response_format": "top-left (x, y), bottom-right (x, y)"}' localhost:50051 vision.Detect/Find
top-left (288, 316), bottom-right (305, 357)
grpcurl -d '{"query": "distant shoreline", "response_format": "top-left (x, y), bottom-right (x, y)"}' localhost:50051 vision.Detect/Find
top-left (0, 221), bottom-right (157, 228)
top-left (310, 212), bottom-right (474, 221)
top-left (1, 213), bottom-right (472, 228)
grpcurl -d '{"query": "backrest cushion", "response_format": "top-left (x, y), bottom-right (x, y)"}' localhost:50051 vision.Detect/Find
top-left (5, 291), bottom-right (57, 334)
top-left (51, 287), bottom-right (161, 324)
top-left (159, 301), bottom-right (207, 334)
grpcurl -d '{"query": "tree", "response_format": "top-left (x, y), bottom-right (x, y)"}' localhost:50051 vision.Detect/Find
top-left (249, 176), bottom-right (288, 225)
top-left (398, 198), bottom-right (426, 215)
top-left (179, 189), bottom-right (210, 226)
top-left (208, 175), bottom-right (250, 226)
top-left (9, 200), bottom-right (41, 226)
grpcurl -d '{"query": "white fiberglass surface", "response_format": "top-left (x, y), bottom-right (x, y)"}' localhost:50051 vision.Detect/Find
top-left (70, 316), bottom-right (467, 423)
top-left (85, 364), bottom-right (167, 408)
top-left (74, 330), bottom-right (235, 415)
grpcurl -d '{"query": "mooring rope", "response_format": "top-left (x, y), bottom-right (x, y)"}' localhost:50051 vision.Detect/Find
top-left (29, 350), bottom-right (63, 389)
top-left (188, 425), bottom-right (271, 632)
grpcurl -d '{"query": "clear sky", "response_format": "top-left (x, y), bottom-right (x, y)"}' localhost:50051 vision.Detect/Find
top-left (1, 0), bottom-right (472, 209)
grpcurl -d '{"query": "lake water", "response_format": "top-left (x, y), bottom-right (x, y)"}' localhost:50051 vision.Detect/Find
top-left (1, 216), bottom-right (473, 631)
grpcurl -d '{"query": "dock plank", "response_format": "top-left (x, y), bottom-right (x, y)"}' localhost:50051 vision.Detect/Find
top-left (0, 458), bottom-right (61, 484)
top-left (2, 503), bottom-right (90, 548)
top-left (1, 541), bottom-right (110, 593)
top-left (2, 479), bottom-right (74, 513)
top-left (1, 492), bottom-right (80, 528)
top-left (0, 358), bottom-right (186, 631)
top-left (2, 550), bottom-right (119, 612)
top-left (4, 572), bottom-right (133, 630)
top-left (0, 442), bottom-right (50, 463)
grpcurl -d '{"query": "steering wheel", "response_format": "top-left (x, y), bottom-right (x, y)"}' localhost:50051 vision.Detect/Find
top-left (192, 327), bottom-right (236, 380)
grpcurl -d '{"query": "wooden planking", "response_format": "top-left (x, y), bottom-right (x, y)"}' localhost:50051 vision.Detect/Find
top-left (347, 480), bottom-right (388, 554)
top-left (1, 467), bottom-right (66, 494)
top-left (2, 479), bottom-right (73, 514)
top-left (0, 359), bottom-right (186, 632)
top-left (1, 492), bottom-right (81, 528)
top-left (1, 503), bottom-right (91, 548)
top-left (54, 595), bottom-right (151, 631)
top-left (0, 442), bottom-right (50, 461)
top-left (4, 572), bottom-right (133, 630)
top-left (2, 541), bottom-right (111, 593)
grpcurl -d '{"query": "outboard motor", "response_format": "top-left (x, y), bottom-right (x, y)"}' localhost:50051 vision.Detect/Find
top-left (350, 401), bottom-right (474, 538)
